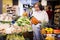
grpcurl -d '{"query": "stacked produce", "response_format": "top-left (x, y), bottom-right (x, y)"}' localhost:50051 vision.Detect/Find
top-left (54, 5), bottom-right (60, 27)
top-left (54, 29), bottom-right (60, 34)
top-left (0, 23), bottom-right (22, 34)
top-left (45, 27), bottom-right (54, 34)
top-left (0, 23), bottom-right (10, 34)
top-left (15, 17), bottom-right (30, 26)
top-left (0, 14), bottom-right (32, 40)
top-left (0, 14), bottom-right (13, 21)
top-left (41, 27), bottom-right (60, 34)
top-left (45, 34), bottom-right (55, 40)
top-left (14, 16), bottom-right (32, 32)
top-left (6, 34), bottom-right (25, 40)
top-left (41, 27), bottom-right (54, 34)
top-left (0, 21), bottom-right (25, 40)
top-left (5, 16), bottom-right (32, 40)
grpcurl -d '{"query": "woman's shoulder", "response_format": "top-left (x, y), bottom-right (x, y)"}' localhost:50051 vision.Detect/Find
top-left (42, 10), bottom-right (47, 13)
top-left (41, 10), bottom-right (48, 15)
top-left (42, 10), bottom-right (46, 12)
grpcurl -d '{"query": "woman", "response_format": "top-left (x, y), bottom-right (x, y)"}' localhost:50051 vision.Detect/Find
top-left (31, 2), bottom-right (49, 40)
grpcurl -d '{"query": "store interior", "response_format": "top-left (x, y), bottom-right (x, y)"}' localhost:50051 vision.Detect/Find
top-left (2, 0), bottom-right (60, 28)
top-left (0, 0), bottom-right (60, 40)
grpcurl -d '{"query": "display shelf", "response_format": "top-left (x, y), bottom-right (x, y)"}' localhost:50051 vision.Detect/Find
top-left (54, 9), bottom-right (60, 12)
top-left (55, 13), bottom-right (60, 16)
top-left (55, 5), bottom-right (60, 9)
top-left (54, 17), bottom-right (59, 21)
top-left (54, 5), bottom-right (60, 28)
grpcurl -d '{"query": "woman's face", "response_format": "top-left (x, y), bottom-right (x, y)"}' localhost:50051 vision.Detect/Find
top-left (34, 4), bottom-right (40, 11)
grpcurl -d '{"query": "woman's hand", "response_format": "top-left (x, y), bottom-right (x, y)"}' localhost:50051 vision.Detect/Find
top-left (38, 20), bottom-right (41, 23)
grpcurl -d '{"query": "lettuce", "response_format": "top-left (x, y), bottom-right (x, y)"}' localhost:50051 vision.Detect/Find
top-left (15, 17), bottom-right (30, 26)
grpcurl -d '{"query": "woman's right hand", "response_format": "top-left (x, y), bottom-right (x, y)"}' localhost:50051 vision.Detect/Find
top-left (38, 20), bottom-right (41, 23)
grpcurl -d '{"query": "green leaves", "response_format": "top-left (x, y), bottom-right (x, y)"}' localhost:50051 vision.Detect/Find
top-left (15, 17), bottom-right (30, 26)
top-left (14, 17), bottom-right (32, 32)
top-left (6, 34), bottom-right (25, 40)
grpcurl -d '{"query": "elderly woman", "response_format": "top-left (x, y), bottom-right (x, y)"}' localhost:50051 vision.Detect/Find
top-left (31, 2), bottom-right (49, 40)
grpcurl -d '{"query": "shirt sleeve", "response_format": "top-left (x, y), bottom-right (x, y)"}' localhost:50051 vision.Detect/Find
top-left (44, 11), bottom-right (49, 23)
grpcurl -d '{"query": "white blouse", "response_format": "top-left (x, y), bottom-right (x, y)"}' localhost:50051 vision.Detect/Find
top-left (32, 10), bottom-right (49, 23)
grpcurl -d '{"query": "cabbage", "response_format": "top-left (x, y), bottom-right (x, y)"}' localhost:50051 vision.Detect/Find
top-left (14, 17), bottom-right (32, 32)
top-left (15, 17), bottom-right (30, 26)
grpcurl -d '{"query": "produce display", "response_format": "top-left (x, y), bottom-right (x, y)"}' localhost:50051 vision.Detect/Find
top-left (0, 23), bottom-right (22, 40)
top-left (41, 28), bottom-right (46, 34)
top-left (6, 34), bottom-right (25, 40)
top-left (45, 34), bottom-right (55, 40)
top-left (14, 16), bottom-right (32, 32)
top-left (0, 23), bottom-right (22, 34)
top-left (15, 16), bottom-right (30, 26)
top-left (41, 27), bottom-right (54, 34)
top-left (0, 12), bottom-right (60, 40)
top-left (45, 27), bottom-right (54, 34)
top-left (54, 5), bottom-right (60, 28)
top-left (54, 29), bottom-right (60, 34)
top-left (41, 27), bottom-right (60, 35)
top-left (0, 14), bottom-right (13, 21)
top-left (0, 16), bottom-right (32, 40)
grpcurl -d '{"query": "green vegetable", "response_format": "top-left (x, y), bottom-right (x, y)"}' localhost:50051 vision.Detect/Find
top-left (6, 34), bottom-right (25, 40)
top-left (15, 17), bottom-right (30, 26)
top-left (14, 16), bottom-right (32, 32)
